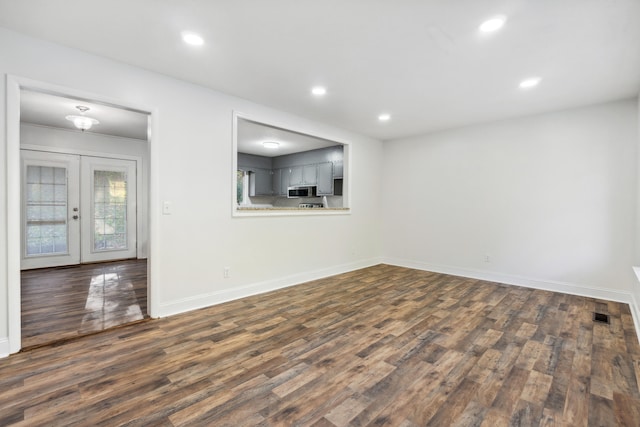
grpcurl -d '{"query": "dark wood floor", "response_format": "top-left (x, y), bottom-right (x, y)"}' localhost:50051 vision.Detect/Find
top-left (2, 264), bottom-right (639, 426)
top-left (21, 259), bottom-right (148, 349)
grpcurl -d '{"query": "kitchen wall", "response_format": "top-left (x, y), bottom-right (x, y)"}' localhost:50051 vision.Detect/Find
top-left (20, 123), bottom-right (150, 258)
top-left (0, 27), bottom-right (384, 355)
top-left (382, 99), bottom-right (638, 303)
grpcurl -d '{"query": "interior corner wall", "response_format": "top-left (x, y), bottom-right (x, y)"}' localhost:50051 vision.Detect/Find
top-left (382, 99), bottom-right (639, 301)
top-left (634, 95), bottom-right (640, 321)
top-left (0, 27), bottom-right (384, 351)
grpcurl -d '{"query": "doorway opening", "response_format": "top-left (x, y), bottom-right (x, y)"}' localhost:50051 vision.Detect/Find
top-left (10, 83), bottom-right (153, 350)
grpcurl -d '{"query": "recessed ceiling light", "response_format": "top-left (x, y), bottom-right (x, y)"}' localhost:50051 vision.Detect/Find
top-left (263, 141), bottom-right (280, 149)
top-left (182, 32), bottom-right (204, 46)
top-left (519, 77), bottom-right (541, 89)
top-left (378, 113), bottom-right (391, 122)
top-left (479, 16), bottom-right (507, 33)
top-left (311, 86), bottom-right (327, 96)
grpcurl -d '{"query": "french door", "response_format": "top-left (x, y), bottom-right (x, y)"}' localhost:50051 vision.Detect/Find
top-left (21, 150), bottom-right (137, 269)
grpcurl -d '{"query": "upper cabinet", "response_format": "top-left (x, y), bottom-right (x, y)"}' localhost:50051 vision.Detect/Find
top-left (251, 168), bottom-right (272, 196)
top-left (333, 160), bottom-right (343, 179)
top-left (238, 126), bottom-right (345, 201)
top-left (316, 162), bottom-right (334, 195)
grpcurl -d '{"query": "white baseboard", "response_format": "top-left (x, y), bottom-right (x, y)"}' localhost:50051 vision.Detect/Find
top-left (0, 337), bottom-right (9, 358)
top-left (158, 257), bottom-right (383, 318)
top-left (630, 293), bottom-right (640, 347)
top-left (383, 257), bottom-right (633, 303)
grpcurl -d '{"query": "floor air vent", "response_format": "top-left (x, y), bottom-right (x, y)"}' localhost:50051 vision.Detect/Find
top-left (593, 312), bottom-right (610, 324)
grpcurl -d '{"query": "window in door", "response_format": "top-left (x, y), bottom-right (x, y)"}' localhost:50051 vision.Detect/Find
top-left (25, 165), bottom-right (69, 256)
top-left (93, 170), bottom-right (128, 251)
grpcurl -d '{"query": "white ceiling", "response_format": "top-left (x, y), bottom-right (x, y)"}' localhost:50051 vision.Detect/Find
top-left (238, 119), bottom-right (341, 157)
top-left (1, 0), bottom-right (639, 141)
top-left (20, 90), bottom-right (149, 140)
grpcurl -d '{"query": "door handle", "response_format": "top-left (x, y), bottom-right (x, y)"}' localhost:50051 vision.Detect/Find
top-left (72, 215), bottom-right (79, 220)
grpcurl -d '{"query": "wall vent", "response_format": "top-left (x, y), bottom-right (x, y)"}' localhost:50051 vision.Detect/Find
top-left (593, 312), bottom-right (610, 324)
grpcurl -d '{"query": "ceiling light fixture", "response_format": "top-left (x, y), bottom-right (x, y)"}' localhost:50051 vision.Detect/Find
top-left (519, 77), bottom-right (541, 89)
top-left (182, 31), bottom-right (204, 46)
top-left (65, 105), bottom-right (99, 131)
top-left (378, 113), bottom-right (391, 122)
top-left (479, 15), bottom-right (507, 33)
top-left (262, 141), bottom-right (280, 149)
top-left (311, 86), bottom-right (327, 96)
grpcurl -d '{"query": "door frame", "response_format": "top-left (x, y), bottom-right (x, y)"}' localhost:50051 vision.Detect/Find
top-left (6, 75), bottom-right (160, 354)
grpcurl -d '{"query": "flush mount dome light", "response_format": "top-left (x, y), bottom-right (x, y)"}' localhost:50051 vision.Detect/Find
top-left (182, 31), bottom-right (204, 46)
top-left (378, 113), bottom-right (391, 122)
top-left (263, 141), bottom-right (280, 149)
top-left (519, 77), bottom-right (542, 89)
top-left (311, 86), bottom-right (327, 96)
top-left (65, 105), bottom-right (99, 131)
top-left (479, 15), bottom-right (507, 33)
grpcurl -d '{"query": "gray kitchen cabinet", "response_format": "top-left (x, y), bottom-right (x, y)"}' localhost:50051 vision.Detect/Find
top-left (272, 168), bottom-right (289, 196)
top-left (317, 162), bottom-right (334, 195)
top-left (272, 169), bottom-right (282, 196)
top-left (302, 164), bottom-right (317, 185)
top-left (288, 166), bottom-right (303, 186)
top-left (250, 168), bottom-right (273, 196)
top-left (289, 164), bottom-right (317, 186)
top-left (333, 160), bottom-right (343, 178)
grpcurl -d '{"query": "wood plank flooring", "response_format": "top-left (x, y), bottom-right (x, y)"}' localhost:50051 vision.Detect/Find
top-left (21, 259), bottom-right (148, 349)
top-left (2, 264), bottom-right (639, 426)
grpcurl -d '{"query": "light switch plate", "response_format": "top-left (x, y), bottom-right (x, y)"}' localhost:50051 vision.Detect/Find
top-left (162, 201), bottom-right (172, 215)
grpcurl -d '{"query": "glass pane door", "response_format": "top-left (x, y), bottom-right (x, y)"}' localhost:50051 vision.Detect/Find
top-left (81, 157), bottom-right (137, 263)
top-left (25, 165), bottom-right (68, 256)
top-left (21, 151), bottom-right (80, 269)
top-left (93, 170), bottom-right (128, 251)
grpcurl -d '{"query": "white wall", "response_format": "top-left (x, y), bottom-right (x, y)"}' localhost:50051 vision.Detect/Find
top-left (0, 28), bottom-right (384, 354)
top-left (20, 123), bottom-right (150, 258)
top-left (634, 95), bottom-right (640, 324)
top-left (382, 99), bottom-right (638, 301)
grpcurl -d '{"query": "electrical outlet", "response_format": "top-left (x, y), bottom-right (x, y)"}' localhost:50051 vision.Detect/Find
top-left (223, 267), bottom-right (230, 278)
top-left (484, 255), bottom-right (491, 263)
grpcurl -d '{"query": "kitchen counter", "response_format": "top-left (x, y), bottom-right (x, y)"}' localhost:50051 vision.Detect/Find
top-left (237, 206), bottom-right (349, 211)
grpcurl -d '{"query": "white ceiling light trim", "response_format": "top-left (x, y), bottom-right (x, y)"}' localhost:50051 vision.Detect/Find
top-left (262, 141), bottom-right (280, 149)
top-left (311, 86), bottom-right (327, 96)
top-left (519, 77), bottom-right (542, 89)
top-left (182, 32), bottom-right (204, 46)
top-left (479, 15), bottom-right (507, 33)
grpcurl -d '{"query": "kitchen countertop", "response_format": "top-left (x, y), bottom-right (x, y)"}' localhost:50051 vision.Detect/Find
top-left (237, 206), bottom-right (349, 211)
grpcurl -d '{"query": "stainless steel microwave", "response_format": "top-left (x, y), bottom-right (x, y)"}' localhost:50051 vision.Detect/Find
top-left (288, 186), bottom-right (316, 198)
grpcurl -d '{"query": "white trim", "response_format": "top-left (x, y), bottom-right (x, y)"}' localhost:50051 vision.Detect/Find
top-left (7, 76), bottom-right (22, 354)
top-left (5, 75), bottom-right (158, 354)
top-left (630, 293), bottom-right (640, 348)
top-left (383, 257), bottom-right (634, 303)
top-left (0, 337), bottom-right (9, 358)
top-left (158, 257), bottom-right (383, 318)
top-left (630, 267), bottom-right (640, 345)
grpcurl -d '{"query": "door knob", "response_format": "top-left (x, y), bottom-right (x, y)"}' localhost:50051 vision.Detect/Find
top-left (72, 215), bottom-right (79, 220)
